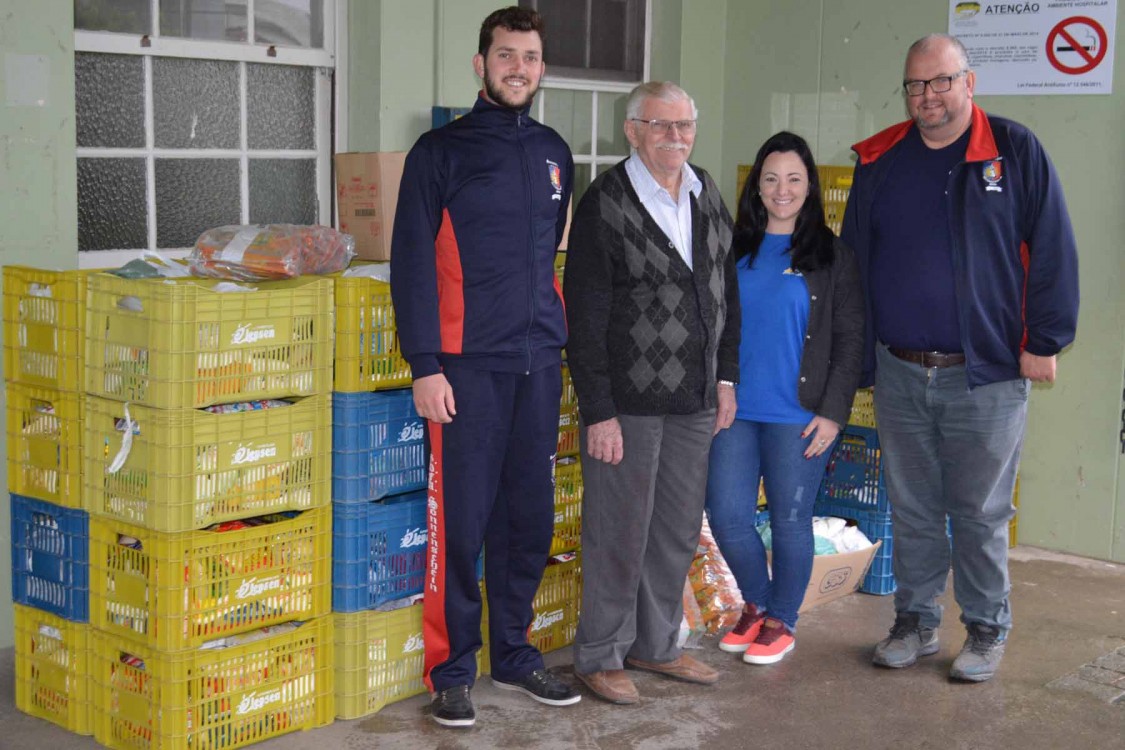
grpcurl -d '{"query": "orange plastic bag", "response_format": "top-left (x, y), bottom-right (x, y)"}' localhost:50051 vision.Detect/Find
top-left (190, 224), bottom-right (356, 281)
top-left (688, 517), bottom-right (744, 634)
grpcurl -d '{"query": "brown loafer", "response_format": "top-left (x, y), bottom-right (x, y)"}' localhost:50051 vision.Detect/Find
top-left (575, 669), bottom-right (639, 704)
top-left (624, 654), bottom-right (719, 685)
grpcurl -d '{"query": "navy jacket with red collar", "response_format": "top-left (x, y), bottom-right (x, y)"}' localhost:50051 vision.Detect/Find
top-left (390, 94), bottom-right (574, 379)
top-left (841, 104), bottom-right (1079, 388)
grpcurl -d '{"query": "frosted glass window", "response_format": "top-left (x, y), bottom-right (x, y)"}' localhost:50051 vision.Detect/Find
top-left (597, 92), bottom-right (629, 156)
top-left (255, 0), bottom-right (324, 48)
top-left (78, 158), bottom-right (148, 251)
top-left (74, 0), bottom-right (152, 34)
top-left (153, 58), bottom-right (240, 149)
top-left (249, 159), bottom-right (317, 225)
top-left (155, 159), bottom-right (240, 248)
top-left (521, 0), bottom-right (645, 82)
top-left (247, 64), bottom-right (315, 149)
top-left (160, 0), bottom-right (248, 42)
top-left (544, 90), bottom-right (592, 154)
top-left (76, 53), bottom-right (145, 148)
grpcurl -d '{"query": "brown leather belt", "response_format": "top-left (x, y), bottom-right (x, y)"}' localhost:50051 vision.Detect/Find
top-left (887, 347), bottom-right (966, 368)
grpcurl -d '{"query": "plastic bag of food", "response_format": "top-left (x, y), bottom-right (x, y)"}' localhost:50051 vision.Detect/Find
top-left (189, 224), bottom-right (356, 281)
top-left (678, 578), bottom-right (706, 649)
top-left (689, 516), bottom-right (744, 634)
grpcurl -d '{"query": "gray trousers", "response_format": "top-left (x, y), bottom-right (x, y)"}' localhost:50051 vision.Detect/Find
top-left (874, 344), bottom-right (1026, 633)
top-left (573, 409), bottom-right (715, 674)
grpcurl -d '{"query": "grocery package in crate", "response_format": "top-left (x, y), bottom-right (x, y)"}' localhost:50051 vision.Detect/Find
top-left (11, 494), bottom-right (90, 621)
top-left (85, 273), bottom-right (333, 409)
top-left (812, 502), bottom-right (895, 596)
top-left (332, 491), bottom-right (427, 611)
top-left (528, 551), bottom-right (581, 655)
top-left (333, 275), bottom-right (412, 392)
top-left (557, 364), bottom-right (579, 457)
top-left (333, 604), bottom-right (488, 719)
top-left (551, 457), bottom-right (582, 556)
top-left (3, 266), bottom-right (92, 391)
top-left (84, 394), bottom-right (330, 533)
top-left (91, 617), bottom-right (333, 750)
top-left (332, 389), bottom-right (426, 503)
top-left (89, 507), bottom-right (330, 650)
top-left (6, 383), bottom-right (83, 508)
top-left (816, 425), bottom-right (889, 516)
top-left (190, 224), bottom-right (355, 281)
top-left (14, 603), bottom-right (92, 735)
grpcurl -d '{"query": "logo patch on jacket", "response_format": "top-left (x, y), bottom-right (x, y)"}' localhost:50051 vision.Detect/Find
top-left (983, 159), bottom-right (1003, 193)
top-left (546, 159), bottom-right (563, 200)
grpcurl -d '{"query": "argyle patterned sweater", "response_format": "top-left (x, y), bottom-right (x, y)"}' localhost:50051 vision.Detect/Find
top-left (563, 160), bottom-right (740, 425)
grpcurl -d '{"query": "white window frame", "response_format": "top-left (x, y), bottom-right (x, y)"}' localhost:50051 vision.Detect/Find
top-left (536, 0), bottom-right (651, 193)
top-left (74, 0), bottom-right (337, 269)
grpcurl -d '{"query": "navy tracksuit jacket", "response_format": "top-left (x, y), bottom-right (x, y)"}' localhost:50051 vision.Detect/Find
top-left (390, 93), bottom-right (573, 692)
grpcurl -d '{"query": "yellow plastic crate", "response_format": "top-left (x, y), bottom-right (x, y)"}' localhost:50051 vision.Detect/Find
top-left (333, 604), bottom-right (488, 720)
top-left (89, 507), bottom-right (331, 651)
top-left (13, 603), bottom-right (92, 735)
top-left (6, 383), bottom-right (84, 507)
top-left (85, 274), bottom-right (333, 409)
top-left (528, 551), bottom-right (581, 655)
top-left (84, 394), bottom-right (330, 532)
top-left (849, 387), bottom-right (875, 428)
top-left (333, 276), bottom-right (412, 392)
top-left (551, 457), bottom-right (582, 556)
top-left (3, 266), bottom-right (92, 391)
top-left (736, 164), bottom-right (853, 235)
top-left (558, 364), bottom-right (579, 457)
top-left (92, 616), bottom-right (333, 750)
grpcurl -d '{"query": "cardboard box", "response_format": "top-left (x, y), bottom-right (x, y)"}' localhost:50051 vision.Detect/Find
top-left (797, 540), bottom-right (881, 613)
top-left (336, 152), bottom-right (407, 261)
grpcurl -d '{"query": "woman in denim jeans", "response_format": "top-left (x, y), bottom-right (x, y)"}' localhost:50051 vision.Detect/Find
top-left (705, 132), bottom-right (865, 664)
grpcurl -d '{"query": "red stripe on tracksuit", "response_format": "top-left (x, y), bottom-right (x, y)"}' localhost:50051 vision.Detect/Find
top-left (436, 208), bottom-right (464, 354)
top-left (422, 423), bottom-right (449, 694)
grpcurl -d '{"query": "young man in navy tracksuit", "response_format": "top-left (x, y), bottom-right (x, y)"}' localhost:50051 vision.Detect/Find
top-left (389, 6), bottom-right (579, 728)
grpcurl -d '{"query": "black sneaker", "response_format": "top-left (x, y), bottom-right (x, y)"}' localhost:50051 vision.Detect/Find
top-left (492, 668), bottom-right (582, 706)
top-left (430, 685), bottom-right (475, 728)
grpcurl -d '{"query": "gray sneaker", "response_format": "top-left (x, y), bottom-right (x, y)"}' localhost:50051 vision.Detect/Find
top-left (872, 612), bottom-right (940, 668)
top-left (950, 623), bottom-right (1006, 682)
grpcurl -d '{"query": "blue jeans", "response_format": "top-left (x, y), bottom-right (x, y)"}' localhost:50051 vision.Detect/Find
top-left (705, 420), bottom-right (835, 630)
top-left (874, 344), bottom-right (1026, 634)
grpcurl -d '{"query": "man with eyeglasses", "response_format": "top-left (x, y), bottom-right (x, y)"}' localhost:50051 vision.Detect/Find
top-left (842, 33), bottom-right (1078, 683)
top-left (563, 81), bottom-right (740, 704)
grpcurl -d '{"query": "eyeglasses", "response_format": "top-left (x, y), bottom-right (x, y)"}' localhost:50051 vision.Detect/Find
top-left (903, 70), bottom-right (968, 96)
top-left (630, 118), bottom-right (697, 135)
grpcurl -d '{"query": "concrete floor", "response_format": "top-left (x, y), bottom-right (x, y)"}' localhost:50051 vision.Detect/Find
top-left (2, 546), bottom-right (1123, 750)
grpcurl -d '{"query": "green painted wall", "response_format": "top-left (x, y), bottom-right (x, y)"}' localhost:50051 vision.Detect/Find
top-left (679, 0), bottom-right (728, 185)
top-left (0, 0), bottom-right (78, 648)
top-left (716, 1), bottom-right (1125, 561)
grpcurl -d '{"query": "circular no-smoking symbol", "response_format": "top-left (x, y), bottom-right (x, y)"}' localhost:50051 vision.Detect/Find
top-left (1046, 16), bottom-right (1107, 75)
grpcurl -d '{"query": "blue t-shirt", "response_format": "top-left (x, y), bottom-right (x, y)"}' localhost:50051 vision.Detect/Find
top-left (869, 127), bottom-right (968, 353)
top-left (734, 233), bottom-right (814, 425)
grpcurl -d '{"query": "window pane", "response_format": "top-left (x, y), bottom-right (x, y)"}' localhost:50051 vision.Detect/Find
top-left (247, 64), bottom-right (315, 149)
top-left (76, 53), bottom-right (145, 149)
top-left (543, 89), bottom-right (592, 154)
top-left (572, 163), bottom-right (592, 208)
top-left (155, 158), bottom-right (240, 248)
top-left (159, 0), bottom-right (248, 42)
top-left (74, 0), bottom-right (151, 34)
top-left (522, 0), bottom-right (645, 82)
top-left (532, 0), bottom-right (586, 69)
top-left (597, 92), bottom-right (629, 156)
top-left (153, 58), bottom-right (240, 150)
top-left (249, 159), bottom-right (316, 225)
top-left (591, 0), bottom-right (644, 78)
top-left (255, 0), bottom-right (324, 48)
top-left (78, 158), bottom-right (148, 251)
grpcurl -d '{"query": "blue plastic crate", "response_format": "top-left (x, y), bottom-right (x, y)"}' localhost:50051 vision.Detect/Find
top-left (815, 425), bottom-right (890, 516)
top-left (333, 491), bottom-right (428, 611)
top-left (431, 106), bottom-right (472, 128)
top-left (813, 502), bottom-right (896, 596)
top-left (333, 389), bottom-right (427, 503)
top-left (10, 494), bottom-right (90, 620)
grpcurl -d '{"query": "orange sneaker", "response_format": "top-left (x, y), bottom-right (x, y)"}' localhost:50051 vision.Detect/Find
top-left (719, 603), bottom-right (767, 653)
top-left (742, 618), bottom-right (795, 664)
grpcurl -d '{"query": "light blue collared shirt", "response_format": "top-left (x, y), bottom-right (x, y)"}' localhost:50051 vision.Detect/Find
top-left (624, 153), bottom-right (702, 270)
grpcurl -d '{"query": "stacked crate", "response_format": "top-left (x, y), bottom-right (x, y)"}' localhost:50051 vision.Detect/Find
top-left (4, 266), bottom-right (94, 736)
top-left (81, 273), bottom-right (335, 749)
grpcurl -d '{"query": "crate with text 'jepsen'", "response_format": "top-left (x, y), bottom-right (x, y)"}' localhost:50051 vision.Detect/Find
top-left (13, 603), bottom-right (92, 735)
top-left (91, 616), bottom-right (333, 750)
top-left (6, 382), bottom-right (84, 507)
top-left (85, 274), bottom-right (333, 409)
top-left (3, 266), bottom-right (94, 392)
top-left (480, 551), bottom-right (581, 666)
top-left (332, 389), bottom-right (426, 503)
top-left (84, 394), bottom-right (330, 533)
top-left (815, 425), bottom-right (890, 517)
top-left (551, 457), bottom-right (582, 556)
top-left (11, 493), bottom-right (90, 621)
top-left (89, 507), bottom-right (330, 651)
top-left (557, 364), bottom-right (579, 457)
top-left (332, 275), bottom-right (413, 392)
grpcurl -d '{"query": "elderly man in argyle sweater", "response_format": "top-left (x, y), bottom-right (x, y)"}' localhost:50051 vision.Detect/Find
top-left (563, 81), bottom-right (740, 705)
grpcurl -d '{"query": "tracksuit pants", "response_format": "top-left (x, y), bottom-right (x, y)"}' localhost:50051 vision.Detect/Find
top-left (423, 362), bottom-right (561, 693)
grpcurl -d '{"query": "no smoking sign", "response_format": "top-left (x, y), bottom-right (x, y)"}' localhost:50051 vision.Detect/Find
top-left (1046, 16), bottom-right (1108, 75)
